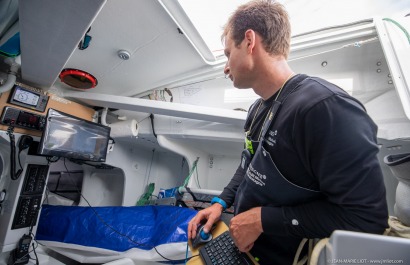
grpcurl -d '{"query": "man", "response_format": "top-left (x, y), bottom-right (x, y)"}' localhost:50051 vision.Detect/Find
top-left (188, 0), bottom-right (388, 264)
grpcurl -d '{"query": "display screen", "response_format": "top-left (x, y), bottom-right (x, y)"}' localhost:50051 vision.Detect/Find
top-left (13, 86), bottom-right (39, 106)
top-left (38, 109), bottom-right (111, 162)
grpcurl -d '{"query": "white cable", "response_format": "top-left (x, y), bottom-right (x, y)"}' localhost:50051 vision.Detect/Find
top-left (309, 238), bottom-right (329, 265)
top-left (101, 107), bottom-right (108, 126)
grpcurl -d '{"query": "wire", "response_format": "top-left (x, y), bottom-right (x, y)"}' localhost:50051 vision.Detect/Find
top-left (31, 242), bottom-right (39, 265)
top-left (149, 114), bottom-right (157, 138)
top-left (6, 126), bottom-right (18, 180)
top-left (185, 242), bottom-right (189, 264)
top-left (137, 115), bottom-right (151, 124)
top-left (17, 149), bottom-right (23, 172)
top-left (383, 18), bottom-right (410, 45)
top-left (54, 173), bottom-right (62, 193)
top-left (180, 158), bottom-right (200, 191)
top-left (195, 165), bottom-right (201, 189)
top-left (138, 149), bottom-right (156, 205)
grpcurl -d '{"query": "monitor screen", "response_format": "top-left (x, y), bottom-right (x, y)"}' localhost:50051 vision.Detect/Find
top-left (38, 109), bottom-right (111, 162)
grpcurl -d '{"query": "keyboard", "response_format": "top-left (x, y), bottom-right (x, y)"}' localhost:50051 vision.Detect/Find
top-left (199, 231), bottom-right (254, 265)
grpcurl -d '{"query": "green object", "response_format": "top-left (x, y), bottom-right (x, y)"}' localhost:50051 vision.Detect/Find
top-left (136, 183), bottom-right (155, 206)
top-left (179, 157), bottom-right (200, 192)
top-left (245, 135), bottom-right (254, 154)
top-left (383, 18), bottom-right (410, 45)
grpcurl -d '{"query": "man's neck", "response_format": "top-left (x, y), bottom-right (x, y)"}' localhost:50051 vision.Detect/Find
top-left (252, 58), bottom-right (294, 100)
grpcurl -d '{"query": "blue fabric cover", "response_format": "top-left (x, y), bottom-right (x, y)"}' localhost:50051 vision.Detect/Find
top-left (36, 205), bottom-right (197, 252)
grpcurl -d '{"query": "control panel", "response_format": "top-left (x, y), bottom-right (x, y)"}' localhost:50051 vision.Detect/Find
top-left (8, 84), bottom-right (49, 112)
top-left (0, 106), bottom-right (46, 131)
top-left (12, 164), bottom-right (49, 230)
top-left (21, 165), bottom-right (48, 195)
top-left (12, 196), bottom-right (42, 229)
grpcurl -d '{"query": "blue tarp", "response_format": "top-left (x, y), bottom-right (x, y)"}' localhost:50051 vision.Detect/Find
top-left (36, 205), bottom-right (197, 252)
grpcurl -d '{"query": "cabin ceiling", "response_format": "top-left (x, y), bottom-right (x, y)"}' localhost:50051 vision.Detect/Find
top-left (16, 0), bottom-right (221, 97)
top-left (1, 0), bottom-right (409, 100)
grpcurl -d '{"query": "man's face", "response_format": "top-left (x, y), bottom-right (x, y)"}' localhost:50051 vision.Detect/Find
top-left (223, 34), bottom-right (252, 89)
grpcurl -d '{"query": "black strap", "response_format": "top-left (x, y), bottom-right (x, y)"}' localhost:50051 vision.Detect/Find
top-left (260, 74), bottom-right (309, 141)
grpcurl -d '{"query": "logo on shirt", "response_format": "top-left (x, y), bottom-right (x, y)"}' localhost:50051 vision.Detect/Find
top-left (265, 130), bottom-right (278, 147)
top-left (246, 163), bottom-right (266, 187)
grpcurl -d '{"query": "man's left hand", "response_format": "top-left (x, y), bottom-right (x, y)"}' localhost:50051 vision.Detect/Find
top-left (229, 207), bottom-right (263, 252)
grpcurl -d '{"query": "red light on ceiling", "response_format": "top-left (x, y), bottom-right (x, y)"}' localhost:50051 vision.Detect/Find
top-left (59, 68), bottom-right (98, 89)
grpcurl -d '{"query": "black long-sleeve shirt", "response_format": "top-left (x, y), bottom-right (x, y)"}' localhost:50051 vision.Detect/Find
top-left (219, 75), bottom-right (388, 264)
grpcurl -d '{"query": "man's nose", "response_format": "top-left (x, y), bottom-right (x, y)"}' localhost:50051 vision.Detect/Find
top-left (224, 65), bottom-right (230, 76)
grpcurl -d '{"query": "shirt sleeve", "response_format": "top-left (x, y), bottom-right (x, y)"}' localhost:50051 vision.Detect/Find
top-left (261, 94), bottom-right (388, 238)
top-left (219, 165), bottom-right (246, 208)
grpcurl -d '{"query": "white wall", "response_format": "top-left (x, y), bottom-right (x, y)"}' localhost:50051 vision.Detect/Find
top-left (78, 138), bottom-right (190, 206)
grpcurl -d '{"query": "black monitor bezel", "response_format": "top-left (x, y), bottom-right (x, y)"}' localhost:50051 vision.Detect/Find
top-left (38, 108), bottom-right (111, 162)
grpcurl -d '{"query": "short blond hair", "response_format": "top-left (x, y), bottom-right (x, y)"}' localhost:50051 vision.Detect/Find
top-left (222, 0), bottom-right (291, 58)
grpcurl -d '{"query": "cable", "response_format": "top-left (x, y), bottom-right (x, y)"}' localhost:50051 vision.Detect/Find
top-left (195, 164), bottom-right (201, 189)
top-left (383, 18), bottom-right (410, 45)
top-left (146, 149), bottom-right (155, 188)
top-left (31, 242), bottom-right (39, 265)
top-left (179, 158), bottom-right (200, 192)
top-left (54, 173), bottom-right (62, 193)
top-left (185, 242), bottom-right (189, 264)
top-left (149, 114), bottom-right (157, 138)
top-left (137, 149), bottom-right (156, 205)
top-left (6, 126), bottom-right (18, 180)
top-left (17, 149), bottom-right (23, 172)
top-left (137, 115), bottom-right (151, 124)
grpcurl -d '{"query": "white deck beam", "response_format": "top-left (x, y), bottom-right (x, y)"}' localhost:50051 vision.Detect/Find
top-left (64, 92), bottom-right (247, 126)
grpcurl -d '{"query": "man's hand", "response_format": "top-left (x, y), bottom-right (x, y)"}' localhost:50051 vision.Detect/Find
top-left (229, 207), bottom-right (263, 252)
top-left (188, 203), bottom-right (224, 240)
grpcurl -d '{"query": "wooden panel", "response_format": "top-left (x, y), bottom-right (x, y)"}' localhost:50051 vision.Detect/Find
top-left (0, 83), bottom-right (95, 137)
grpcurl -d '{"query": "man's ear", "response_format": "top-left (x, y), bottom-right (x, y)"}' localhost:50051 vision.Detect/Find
top-left (244, 29), bottom-right (256, 54)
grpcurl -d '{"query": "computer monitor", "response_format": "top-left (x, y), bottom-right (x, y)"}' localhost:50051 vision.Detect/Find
top-left (38, 109), bottom-right (110, 162)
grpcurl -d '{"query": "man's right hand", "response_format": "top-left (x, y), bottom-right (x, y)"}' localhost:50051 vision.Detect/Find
top-left (188, 203), bottom-right (224, 240)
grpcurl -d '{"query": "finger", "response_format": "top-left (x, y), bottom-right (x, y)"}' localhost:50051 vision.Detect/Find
top-left (190, 210), bottom-right (209, 238)
top-left (203, 212), bottom-right (219, 233)
top-left (229, 218), bottom-right (239, 237)
top-left (229, 215), bottom-right (237, 228)
top-left (189, 216), bottom-right (200, 239)
top-left (188, 220), bottom-right (194, 239)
